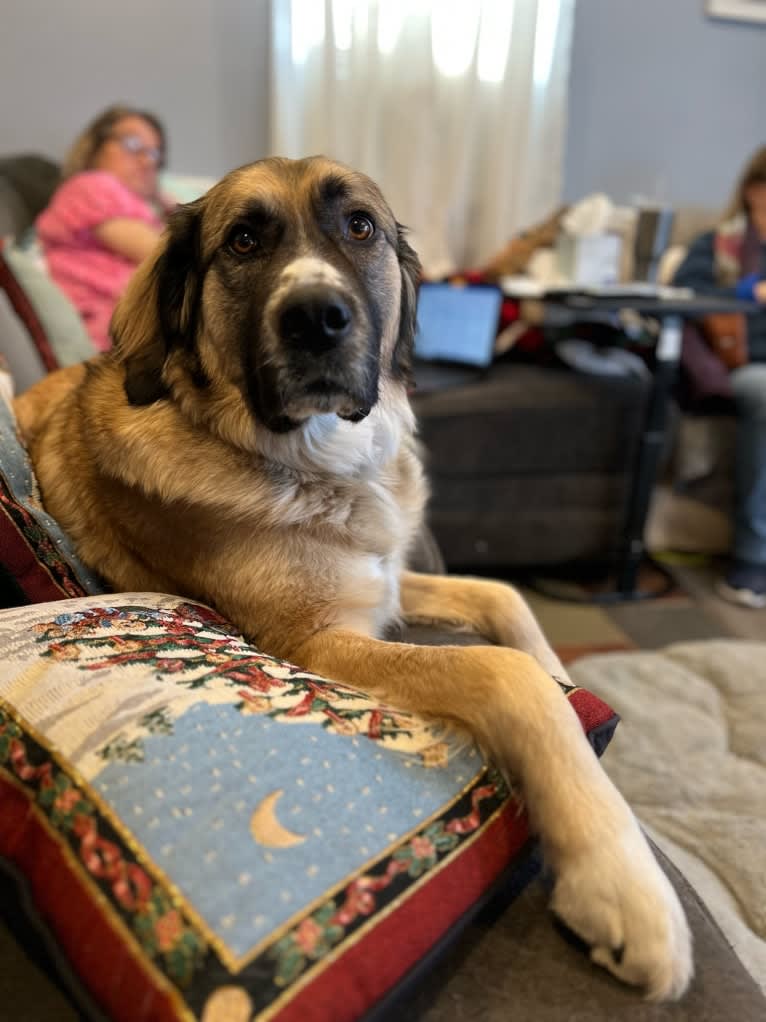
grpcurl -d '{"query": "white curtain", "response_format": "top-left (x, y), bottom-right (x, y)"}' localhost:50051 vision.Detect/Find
top-left (270, 0), bottom-right (576, 276)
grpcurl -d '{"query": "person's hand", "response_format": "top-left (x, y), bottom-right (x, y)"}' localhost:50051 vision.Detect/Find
top-left (735, 272), bottom-right (766, 303)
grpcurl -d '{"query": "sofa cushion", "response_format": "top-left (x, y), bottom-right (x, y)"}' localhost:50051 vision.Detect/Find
top-left (398, 840), bottom-right (766, 1022)
top-left (0, 593), bottom-right (618, 1022)
top-left (160, 172), bottom-right (217, 205)
top-left (0, 156), bottom-right (60, 236)
top-left (411, 363), bottom-right (650, 568)
top-left (425, 473), bottom-right (632, 568)
top-left (412, 363), bottom-right (649, 476)
top-left (0, 238), bottom-right (95, 373)
top-left (0, 288), bottom-right (47, 392)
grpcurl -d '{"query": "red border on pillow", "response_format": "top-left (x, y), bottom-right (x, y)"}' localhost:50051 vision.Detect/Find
top-left (0, 761), bottom-right (527, 1022)
top-left (0, 238), bottom-right (59, 372)
top-left (0, 773), bottom-right (187, 1022)
top-left (569, 687), bottom-right (616, 734)
top-left (272, 802), bottom-right (529, 1022)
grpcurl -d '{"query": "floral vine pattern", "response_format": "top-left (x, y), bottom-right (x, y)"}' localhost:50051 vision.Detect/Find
top-left (0, 396), bottom-right (102, 597)
top-left (0, 474), bottom-right (92, 599)
top-left (32, 604), bottom-right (428, 762)
top-left (268, 780), bottom-right (505, 986)
top-left (0, 710), bottom-right (207, 986)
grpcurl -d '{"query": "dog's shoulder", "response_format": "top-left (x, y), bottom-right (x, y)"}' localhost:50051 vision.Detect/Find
top-left (13, 360), bottom-right (92, 446)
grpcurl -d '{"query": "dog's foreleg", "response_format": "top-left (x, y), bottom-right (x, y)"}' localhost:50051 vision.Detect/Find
top-left (288, 628), bottom-right (692, 1001)
top-left (400, 572), bottom-right (569, 681)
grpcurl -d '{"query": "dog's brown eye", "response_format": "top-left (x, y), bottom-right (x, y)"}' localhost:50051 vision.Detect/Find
top-left (228, 227), bottom-right (258, 256)
top-left (347, 214), bottom-right (375, 242)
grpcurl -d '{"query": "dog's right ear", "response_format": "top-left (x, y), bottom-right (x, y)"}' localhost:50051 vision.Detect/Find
top-left (111, 199), bottom-right (204, 405)
top-left (390, 224), bottom-right (422, 385)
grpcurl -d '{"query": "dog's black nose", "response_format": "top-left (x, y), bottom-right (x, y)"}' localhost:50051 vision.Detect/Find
top-left (279, 287), bottom-right (352, 352)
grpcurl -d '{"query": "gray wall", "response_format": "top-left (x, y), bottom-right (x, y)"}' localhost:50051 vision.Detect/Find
top-left (565, 0), bottom-right (766, 212)
top-left (0, 0), bottom-right (271, 177)
top-left (4, 0), bottom-right (764, 210)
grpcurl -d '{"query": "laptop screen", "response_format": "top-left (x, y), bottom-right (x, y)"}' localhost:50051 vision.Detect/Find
top-left (414, 283), bottom-right (502, 369)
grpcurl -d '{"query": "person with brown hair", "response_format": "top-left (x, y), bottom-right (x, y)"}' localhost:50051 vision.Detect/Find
top-left (36, 105), bottom-right (174, 352)
top-left (673, 145), bottom-right (766, 607)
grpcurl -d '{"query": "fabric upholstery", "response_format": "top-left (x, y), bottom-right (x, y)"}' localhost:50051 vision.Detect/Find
top-left (570, 641), bottom-right (766, 990)
top-left (0, 394), bottom-right (102, 607)
top-left (413, 362), bottom-right (650, 568)
top-left (397, 841), bottom-right (766, 1022)
top-left (0, 594), bottom-right (618, 1022)
top-left (0, 155), bottom-right (60, 236)
top-left (0, 239), bottom-right (95, 371)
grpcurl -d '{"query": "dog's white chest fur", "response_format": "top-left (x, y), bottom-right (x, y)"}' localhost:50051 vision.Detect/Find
top-left (335, 549), bottom-right (402, 637)
top-left (255, 389), bottom-right (422, 639)
top-left (332, 469), bottom-right (411, 638)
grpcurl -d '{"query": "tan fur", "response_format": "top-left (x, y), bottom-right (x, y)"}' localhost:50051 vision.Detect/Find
top-left (15, 158), bottom-right (692, 1000)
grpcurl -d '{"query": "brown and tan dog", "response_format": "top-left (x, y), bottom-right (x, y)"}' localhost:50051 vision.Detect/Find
top-left (15, 157), bottom-right (691, 999)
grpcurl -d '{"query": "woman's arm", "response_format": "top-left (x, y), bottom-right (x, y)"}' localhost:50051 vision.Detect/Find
top-left (673, 230), bottom-right (766, 303)
top-left (93, 218), bottom-right (163, 264)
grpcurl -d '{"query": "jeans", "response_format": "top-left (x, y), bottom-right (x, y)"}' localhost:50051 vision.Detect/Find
top-left (730, 363), bottom-right (766, 566)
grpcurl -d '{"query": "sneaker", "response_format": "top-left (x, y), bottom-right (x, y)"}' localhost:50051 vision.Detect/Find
top-left (716, 560), bottom-right (766, 609)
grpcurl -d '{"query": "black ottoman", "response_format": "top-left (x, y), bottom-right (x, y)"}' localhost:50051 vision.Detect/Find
top-left (412, 362), bottom-right (650, 570)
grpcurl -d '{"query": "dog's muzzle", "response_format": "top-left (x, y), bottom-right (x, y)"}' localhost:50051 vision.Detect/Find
top-left (277, 284), bottom-right (353, 354)
top-left (259, 282), bottom-right (376, 429)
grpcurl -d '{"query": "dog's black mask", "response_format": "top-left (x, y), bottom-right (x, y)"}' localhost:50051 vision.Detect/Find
top-left (111, 158), bottom-right (422, 436)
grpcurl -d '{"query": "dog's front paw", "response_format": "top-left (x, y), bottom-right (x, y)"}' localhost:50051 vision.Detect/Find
top-left (550, 822), bottom-right (693, 1000)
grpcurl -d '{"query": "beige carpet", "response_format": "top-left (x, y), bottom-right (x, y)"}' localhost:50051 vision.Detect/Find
top-left (569, 640), bottom-right (766, 993)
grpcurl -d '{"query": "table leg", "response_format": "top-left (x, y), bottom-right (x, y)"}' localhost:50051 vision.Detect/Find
top-left (616, 315), bottom-right (683, 596)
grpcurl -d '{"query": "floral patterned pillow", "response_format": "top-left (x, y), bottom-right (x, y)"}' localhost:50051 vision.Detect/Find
top-left (0, 594), bottom-right (618, 1022)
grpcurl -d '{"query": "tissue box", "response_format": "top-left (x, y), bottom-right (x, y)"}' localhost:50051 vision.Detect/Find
top-left (557, 233), bottom-right (623, 286)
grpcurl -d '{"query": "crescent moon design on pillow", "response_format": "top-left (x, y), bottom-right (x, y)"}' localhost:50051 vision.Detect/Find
top-left (250, 789), bottom-right (306, 848)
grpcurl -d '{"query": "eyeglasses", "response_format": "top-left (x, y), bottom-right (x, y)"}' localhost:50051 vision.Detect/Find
top-left (109, 133), bottom-right (163, 166)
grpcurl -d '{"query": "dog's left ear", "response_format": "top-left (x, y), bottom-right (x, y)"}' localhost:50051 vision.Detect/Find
top-left (391, 223), bottom-right (421, 384)
top-left (111, 199), bottom-right (204, 405)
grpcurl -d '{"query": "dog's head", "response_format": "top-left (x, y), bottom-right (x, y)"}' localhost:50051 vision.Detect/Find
top-left (111, 157), bottom-right (421, 437)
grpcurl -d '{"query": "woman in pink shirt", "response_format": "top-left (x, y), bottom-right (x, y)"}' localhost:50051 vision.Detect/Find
top-left (36, 106), bottom-right (173, 351)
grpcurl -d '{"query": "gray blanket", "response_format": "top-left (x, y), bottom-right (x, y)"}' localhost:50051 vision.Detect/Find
top-left (570, 640), bottom-right (766, 992)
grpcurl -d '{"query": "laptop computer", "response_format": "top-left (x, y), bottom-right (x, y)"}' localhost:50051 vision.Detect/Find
top-left (412, 283), bottom-right (503, 393)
